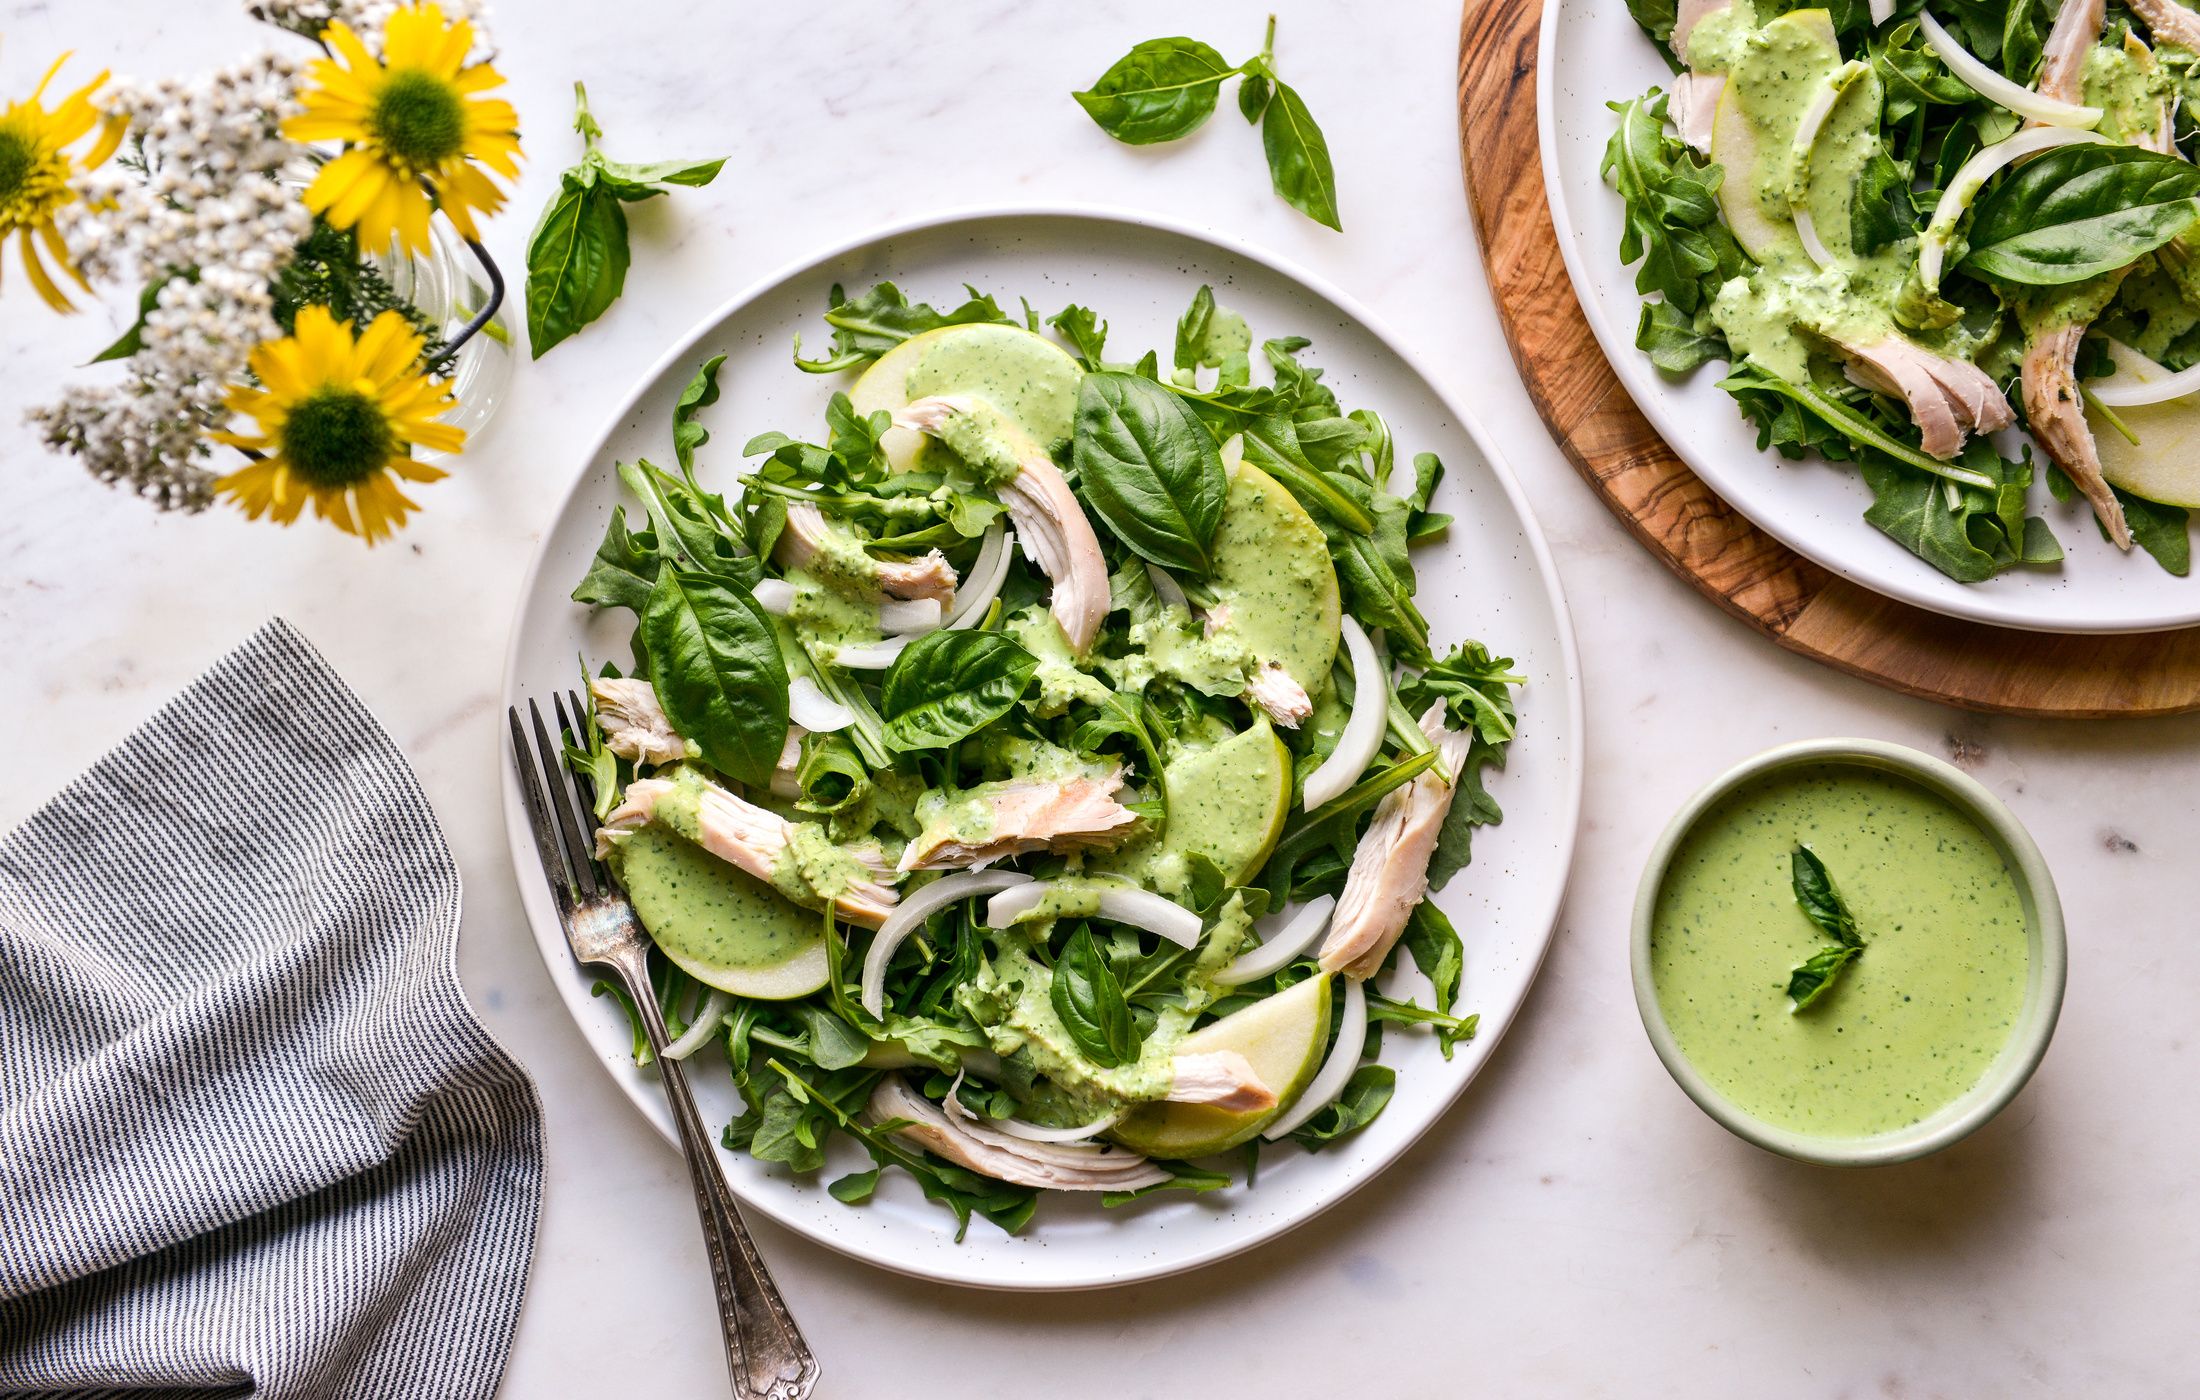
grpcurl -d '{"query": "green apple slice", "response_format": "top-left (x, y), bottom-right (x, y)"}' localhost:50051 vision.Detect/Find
top-left (1709, 9), bottom-right (1840, 263)
top-left (1207, 460), bottom-right (1342, 695)
top-left (1091, 716), bottom-right (1292, 897)
top-left (605, 824), bottom-right (829, 1000)
top-left (849, 322), bottom-right (1082, 472)
top-left (1109, 973), bottom-right (1334, 1158)
top-left (2089, 341), bottom-right (2200, 508)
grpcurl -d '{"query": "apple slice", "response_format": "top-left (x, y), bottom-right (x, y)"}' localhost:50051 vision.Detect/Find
top-left (2088, 341), bottom-right (2200, 508)
top-left (849, 322), bottom-right (1081, 472)
top-left (1108, 973), bottom-right (1334, 1158)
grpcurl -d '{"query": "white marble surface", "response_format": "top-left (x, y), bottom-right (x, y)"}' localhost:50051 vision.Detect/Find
top-left (1, 2), bottom-right (2194, 1395)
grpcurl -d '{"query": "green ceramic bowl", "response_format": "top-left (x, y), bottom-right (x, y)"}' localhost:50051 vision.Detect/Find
top-left (1631, 738), bottom-right (2066, 1167)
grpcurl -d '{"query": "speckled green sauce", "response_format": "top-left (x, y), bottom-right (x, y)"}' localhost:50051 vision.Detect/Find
top-left (1651, 764), bottom-right (2029, 1139)
top-left (904, 324), bottom-right (1080, 456)
top-left (607, 823), bottom-right (818, 971)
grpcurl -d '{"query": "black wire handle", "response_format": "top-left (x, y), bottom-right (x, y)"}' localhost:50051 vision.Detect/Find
top-left (423, 235), bottom-right (507, 374)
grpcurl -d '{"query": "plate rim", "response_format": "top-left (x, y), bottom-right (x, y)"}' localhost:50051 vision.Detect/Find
top-left (1534, 0), bottom-right (2200, 636)
top-left (497, 200), bottom-right (1586, 1289)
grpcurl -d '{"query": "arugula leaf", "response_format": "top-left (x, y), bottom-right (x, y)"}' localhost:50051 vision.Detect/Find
top-left (879, 630), bottom-right (1037, 751)
top-left (638, 570), bottom-right (788, 785)
top-left (1852, 145), bottom-right (1918, 257)
top-left (1400, 640), bottom-right (1523, 745)
top-left (827, 1168), bottom-right (880, 1204)
top-left (1073, 371), bottom-right (1231, 572)
top-left (1791, 844), bottom-right (1863, 948)
top-left (1286, 1065), bottom-right (1393, 1149)
top-left (571, 507), bottom-right (660, 613)
top-left (673, 354), bottom-right (726, 478)
top-left (1101, 1163), bottom-right (1234, 1205)
top-left (1172, 285), bottom-right (1252, 389)
top-left (1402, 902), bottom-right (1465, 1017)
top-left (1963, 145), bottom-right (2200, 286)
top-left (1603, 89), bottom-right (1746, 370)
top-left (1047, 304), bottom-right (1110, 367)
top-left (794, 280), bottom-right (1015, 373)
top-left (526, 83), bottom-right (723, 358)
top-left (1260, 80), bottom-right (1342, 231)
top-left (1787, 944), bottom-right (1859, 1011)
top-left (1366, 990), bottom-right (1479, 1059)
top-left (1050, 927), bottom-right (1142, 1068)
top-left (2046, 465), bottom-right (2192, 575)
top-left (1635, 300), bottom-right (1729, 373)
top-left (1073, 36), bottom-right (1237, 144)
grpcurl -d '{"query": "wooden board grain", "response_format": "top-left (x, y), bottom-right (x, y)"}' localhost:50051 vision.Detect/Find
top-left (1457, 0), bottom-right (2200, 718)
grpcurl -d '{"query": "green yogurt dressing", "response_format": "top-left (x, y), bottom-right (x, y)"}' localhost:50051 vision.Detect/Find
top-left (1650, 763), bottom-right (2029, 1139)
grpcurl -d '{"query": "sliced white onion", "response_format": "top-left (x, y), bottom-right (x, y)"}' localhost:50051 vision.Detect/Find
top-left (831, 634), bottom-right (916, 670)
top-left (1216, 895), bottom-right (1337, 986)
top-left (752, 578), bottom-right (795, 615)
top-left (860, 870), bottom-right (1033, 1017)
top-left (2088, 341), bottom-right (2200, 406)
top-left (1916, 12), bottom-right (2103, 129)
top-left (1786, 61), bottom-right (1867, 269)
top-left (786, 675), bottom-right (854, 732)
top-left (1262, 979), bottom-right (1366, 1141)
top-left (1146, 561), bottom-right (1189, 612)
top-left (1869, 0), bottom-right (1893, 23)
top-left (663, 989), bottom-right (733, 1061)
top-left (942, 523), bottom-right (1012, 630)
top-left (1920, 125), bottom-right (2109, 291)
top-left (1220, 432), bottom-right (1245, 472)
top-left (1794, 208), bottom-right (1836, 270)
top-left (1301, 616), bottom-right (1386, 812)
top-left (984, 880), bottom-right (1203, 948)
top-left (941, 1073), bottom-right (1125, 1143)
top-left (878, 597), bottom-right (944, 634)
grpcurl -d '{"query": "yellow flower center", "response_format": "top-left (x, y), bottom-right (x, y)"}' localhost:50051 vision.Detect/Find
top-left (367, 68), bottom-right (467, 171)
top-left (0, 119), bottom-right (67, 230)
top-left (280, 384), bottom-right (398, 488)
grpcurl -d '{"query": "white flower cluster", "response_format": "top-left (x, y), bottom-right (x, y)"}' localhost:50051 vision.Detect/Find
top-left (32, 52), bottom-right (312, 512)
top-left (248, 0), bottom-right (495, 60)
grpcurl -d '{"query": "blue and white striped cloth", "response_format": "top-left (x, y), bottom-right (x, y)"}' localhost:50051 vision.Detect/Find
top-left (0, 620), bottom-right (541, 1399)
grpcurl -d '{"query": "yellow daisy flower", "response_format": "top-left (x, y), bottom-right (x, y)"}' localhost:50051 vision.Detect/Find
top-left (0, 54), bottom-right (126, 311)
top-left (285, 3), bottom-right (521, 255)
top-left (214, 305), bottom-right (465, 545)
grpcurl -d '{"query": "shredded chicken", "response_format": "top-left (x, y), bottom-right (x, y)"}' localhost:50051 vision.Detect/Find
top-left (599, 774), bottom-right (899, 927)
top-left (898, 771), bottom-right (1139, 872)
top-left (1668, 72), bottom-right (1724, 153)
top-left (1244, 662), bottom-right (1313, 729)
top-left (772, 501), bottom-right (958, 604)
top-left (1168, 1051), bottom-right (1276, 1113)
top-left (1319, 704), bottom-right (1476, 981)
top-left (586, 677), bottom-right (687, 768)
top-left (1670, 0), bottom-right (1731, 52)
top-left (893, 395), bottom-right (1111, 653)
top-left (869, 1076), bottom-right (1170, 1191)
top-left (1827, 333), bottom-right (2013, 460)
top-left (2036, 0), bottom-right (2105, 107)
top-left (2126, 0), bottom-right (2200, 50)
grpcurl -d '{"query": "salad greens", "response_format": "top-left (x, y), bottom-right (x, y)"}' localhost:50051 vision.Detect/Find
top-left (526, 82), bottom-right (725, 358)
top-left (563, 278), bottom-right (1522, 1236)
top-left (1075, 16), bottom-right (1343, 231)
top-left (1609, 0), bottom-right (2200, 582)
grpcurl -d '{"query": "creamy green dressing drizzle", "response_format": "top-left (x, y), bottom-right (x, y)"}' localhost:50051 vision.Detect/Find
top-left (1651, 764), bottom-right (2030, 1139)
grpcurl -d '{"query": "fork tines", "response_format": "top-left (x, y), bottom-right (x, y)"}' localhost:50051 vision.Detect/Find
top-left (508, 696), bottom-right (607, 913)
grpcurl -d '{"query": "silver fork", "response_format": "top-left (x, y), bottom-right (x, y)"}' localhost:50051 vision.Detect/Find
top-left (509, 694), bottom-right (820, 1400)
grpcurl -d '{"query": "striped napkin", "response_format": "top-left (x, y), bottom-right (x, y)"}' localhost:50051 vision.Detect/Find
top-left (0, 620), bottom-right (541, 1399)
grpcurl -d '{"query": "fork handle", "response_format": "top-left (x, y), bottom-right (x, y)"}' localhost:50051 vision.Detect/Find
top-left (617, 960), bottom-right (821, 1400)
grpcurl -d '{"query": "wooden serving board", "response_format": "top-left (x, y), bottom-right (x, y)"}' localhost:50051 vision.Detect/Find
top-left (1456, 0), bottom-right (2200, 718)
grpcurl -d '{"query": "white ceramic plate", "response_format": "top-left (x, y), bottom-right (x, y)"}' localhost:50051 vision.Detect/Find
top-left (1539, 0), bottom-right (2199, 634)
top-left (500, 206), bottom-right (1583, 1289)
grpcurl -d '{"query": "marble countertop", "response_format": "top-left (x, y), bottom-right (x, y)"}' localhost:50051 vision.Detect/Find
top-left (2, 2), bottom-right (2194, 1395)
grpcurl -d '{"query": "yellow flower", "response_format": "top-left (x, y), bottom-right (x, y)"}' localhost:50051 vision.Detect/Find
top-left (0, 55), bottom-right (126, 311)
top-left (285, 3), bottom-right (521, 254)
top-left (214, 305), bottom-right (465, 544)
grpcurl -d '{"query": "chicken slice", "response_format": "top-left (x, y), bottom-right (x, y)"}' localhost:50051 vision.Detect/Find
top-left (2036, 0), bottom-right (2105, 109)
top-left (1319, 704), bottom-right (1476, 981)
top-left (2024, 323), bottom-right (2134, 548)
top-left (1827, 334), bottom-right (2014, 460)
top-left (892, 395), bottom-right (1111, 654)
top-left (588, 677), bottom-right (688, 767)
top-left (599, 772), bottom-right (899, 927)
top-left (772, 501), bottom-right (958, 605)
top-left (1670, 0), bottom-right (1731, 52)
top-left (1168, 1051), bottom-right (1276, 1113)
top-left (869, 1076), bottom-right (1170, 1191)
top-left (898, 771), bottom-right (1139, 872)
top-left (1668, 73), bottom-right (1725, 153)
top-left (2126, 0), bottom-right (2200, 50)
top-left (1244, 662), bottom-right (1313, 729)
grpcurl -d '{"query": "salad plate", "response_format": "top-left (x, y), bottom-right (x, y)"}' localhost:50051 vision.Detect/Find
top-left (1541, 0), bottom-right (2200, 634)
top-left (500, 205), bottom-right (1583, 1289)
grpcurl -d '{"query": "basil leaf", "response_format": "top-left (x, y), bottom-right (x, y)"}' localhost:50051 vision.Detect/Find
top-left (1786, 944), bottom-right (1858, 1011)
top-left (1238, 67), bottom-right (1272, 124)
top-left (879, 630), bottom-right (1037, 751)
top-left (571, 506), bottom-right (660, 613)
top-left (1073, 37), bottom-right (1236, 145)
top-left (1049, 927), bottom-right (1142, 1068)
top-left (1962, 145), bottom-right (2200, 286)
top-left (594, 155), bottom-right (726, 194)
top-left (526, 172), bottom-right (628, 359)
top-left (1790, 844), bottom-right (1863, 947)
top-left (673, 354), bottom-right (725, 477)
top-left (1073, 371), bottom-right (1229, 572)
top-left (1260, 80), bottom-right (1341, 231)
top-left (638, 570), bottom-right (788, 785)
